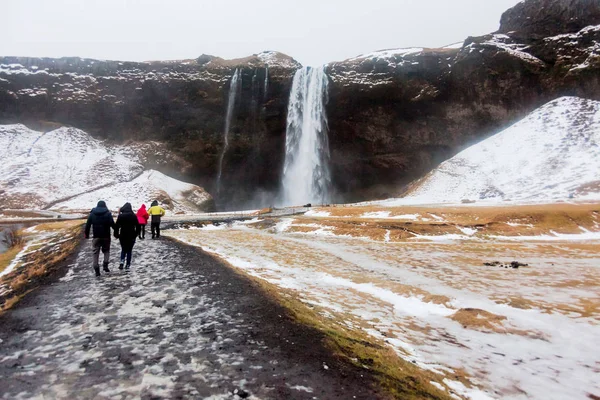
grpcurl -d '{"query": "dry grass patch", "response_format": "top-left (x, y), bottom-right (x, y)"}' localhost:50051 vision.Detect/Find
top-left (35, 219), bottom-right (84, 232)
top-left (0, 245), bottom-right (24, 275)
top-left (494, 296), bottom-right (600, 320)
top-left (450, 308), bottom-right (507, 333)
top-left (0, 222), bottom-right (83, 312)
top-left (309, 203), bottom-right (600, 238)
top-left (0, 210), bottom-right (48, 219)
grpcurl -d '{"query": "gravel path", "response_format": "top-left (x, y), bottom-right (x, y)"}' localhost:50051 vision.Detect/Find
top-left (0, 237), bottom-right (383, 400)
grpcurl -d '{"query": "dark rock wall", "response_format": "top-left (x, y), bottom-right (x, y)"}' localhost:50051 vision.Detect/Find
top-left (499, 0), bottom-right (600, 39)
top-left (0, 55), bottom-right (298, 209)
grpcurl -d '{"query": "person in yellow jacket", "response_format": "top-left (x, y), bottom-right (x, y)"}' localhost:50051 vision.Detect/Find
top-left (148, 200), bottom-right (166, 239)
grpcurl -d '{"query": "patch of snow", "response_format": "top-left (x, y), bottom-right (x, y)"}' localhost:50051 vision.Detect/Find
top-left (349, 47), bottom-right (424, 61)
top-left (360, 211), bottom-right (420, 220)
top-left (457, 227), bottom-right (477, 236)
top-left (360, 211), bottom-right (391, 218)
top-left (304, 210), bottom-right (331, 217)
top-left (54, 170), bottom-right (210, 214)
top-left (443, 379), bottom-right (494, 400)
top-left (443, 42), bottom-right (463, 49)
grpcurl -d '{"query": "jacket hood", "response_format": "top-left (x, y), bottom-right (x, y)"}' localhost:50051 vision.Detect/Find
top-left (139, 204), bottom-right (146, 210)
top-left (97, 200), bottom-right (107, 208)
top-left (92, 205), bottom-right (110, 215)
top-left (120, 202), bottom-right (133, 213)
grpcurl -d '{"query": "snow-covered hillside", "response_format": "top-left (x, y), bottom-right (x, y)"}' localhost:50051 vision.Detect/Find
top-left (0, 124), bottom-right (212, 213)
top-left (386, 96), bottom-right (600, 205)
top-left (54, 170), bottom-right (212, 214)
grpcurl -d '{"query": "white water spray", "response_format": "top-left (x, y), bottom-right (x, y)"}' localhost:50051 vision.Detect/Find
top-left (216, 69), bottom-right (242, 196)
top-left (280, 66), bottom-right (331, 206)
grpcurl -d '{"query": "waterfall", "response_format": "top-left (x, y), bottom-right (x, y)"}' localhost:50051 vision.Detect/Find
top-left (263, 66), bottom-right (269, 100)
top-left (280, 66), bottom-right (331, 206)
top-left (216, 69), bottom-right (242, 196)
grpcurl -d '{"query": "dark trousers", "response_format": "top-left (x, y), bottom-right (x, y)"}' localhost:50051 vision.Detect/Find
top-left (139, 224), bottom-right (146, 239)
top-left (151, 222), bottom-right (160, 238)
top-left (119, 239), bottom-right (135, 265)
top-left (92, 238), bottom-right (110, 267)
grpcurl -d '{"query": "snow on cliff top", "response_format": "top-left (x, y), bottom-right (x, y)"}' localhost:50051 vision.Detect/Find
top-left (54, 170), bottom-right (211, 214)
top-left (383, 96), bottom-right (600, 206)
top-left (0, 124), bottom-right (211, 212)
top-left (347, 47), bottom-right (424, 62)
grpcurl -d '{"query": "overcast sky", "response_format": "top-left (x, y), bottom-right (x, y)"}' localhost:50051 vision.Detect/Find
top-left (2, 0), bottom-right (521, 66)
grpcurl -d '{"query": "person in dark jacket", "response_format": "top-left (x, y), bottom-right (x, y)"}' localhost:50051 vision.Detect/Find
top-left (85, 200), bottom-right (115, 277)
top-left (114, 202), bottom-right (140, 270)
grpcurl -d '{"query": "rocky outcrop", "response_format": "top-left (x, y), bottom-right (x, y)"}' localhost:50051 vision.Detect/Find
top-left (1, 0), bottom-right (599, 207)
top-left (498, 0), bottom-right (600, 39)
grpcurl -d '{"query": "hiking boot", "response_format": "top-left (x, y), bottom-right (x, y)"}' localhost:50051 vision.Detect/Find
top-left (102, 262), bottom-right (110, 273)
top-left (94, 267), bottom-right (101, 277)
top-left (125, 263), bottom-right (130, 270)
top-left (119, 263), bottom-right (124, 270)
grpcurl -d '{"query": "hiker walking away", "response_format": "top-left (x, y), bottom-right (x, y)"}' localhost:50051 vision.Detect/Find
top-left (136, 204), bottom-right (149, 239)
top-left (148, 200), bottom-right (166, 239)
top-left (114, 202), bottom-right (140, 270)
top-left (85, 200), bottom-right (115, 277)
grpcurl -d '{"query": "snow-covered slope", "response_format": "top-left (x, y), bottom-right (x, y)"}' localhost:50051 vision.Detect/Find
top-left (0, 124), bottom-right (212, 212)
top-left (54, 170), bottom-right (212, 214)
top-left (386, 96), bottom-right (600, 205)
top-left (0, 124), bottom-right (141, 208)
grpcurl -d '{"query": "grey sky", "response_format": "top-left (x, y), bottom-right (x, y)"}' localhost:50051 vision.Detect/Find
top-left (2, 0), bottom-right (521, 66)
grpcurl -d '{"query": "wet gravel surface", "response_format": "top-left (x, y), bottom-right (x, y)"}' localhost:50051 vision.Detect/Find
top-left (0, 237), bottom-right (384, 400)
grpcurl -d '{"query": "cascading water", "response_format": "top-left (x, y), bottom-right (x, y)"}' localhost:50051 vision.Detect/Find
top-left (216, 69), bottom-right (242, 196)
top-left (263, 66), bottom-right (269, 100)
top-left (280, 66), bottom-right (331, 206)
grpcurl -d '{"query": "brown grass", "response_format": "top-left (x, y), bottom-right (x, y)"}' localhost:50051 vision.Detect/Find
top-left (1, 222), bottom-right (84, 312)
top-left (450, 308), bottom-right (507, 332)
top-left (494, 296), bottom-right (600, 320)
top-left (0, 245), bottom-right (24, 275)
top-left (298, 203), bottom-right (600, 239)
top-left (0, 210), bottom-right (48, 219)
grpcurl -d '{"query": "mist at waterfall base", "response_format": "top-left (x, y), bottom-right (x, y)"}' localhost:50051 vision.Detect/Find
top-left (278, 66), bottom-right (332, 207)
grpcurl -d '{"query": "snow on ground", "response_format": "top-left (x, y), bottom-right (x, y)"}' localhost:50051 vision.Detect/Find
top-left (0, 124), bottom-right (211, 213)
top-left (360, 211), bottom-right (420, 220)
top-left (303, 210), bottom-right (331, 217)
top-left (54, 170), bottom-right (211, 214)
top-left (380, 96), bottom-right (600, 206)
top-left (166, 217), bottom-right (600, 400)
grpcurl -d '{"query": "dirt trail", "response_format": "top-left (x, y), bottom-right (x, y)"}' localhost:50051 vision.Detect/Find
top-left (0, 237), bottom-right (383, 400)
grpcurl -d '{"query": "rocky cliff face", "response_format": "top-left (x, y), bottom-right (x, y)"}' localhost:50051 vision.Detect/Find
top-left (327, 0), bottom-right (600, 200)
top-left (1, 0), bottom-right (599, 208)
top-left (0, 52), bottom-right (300, 209)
